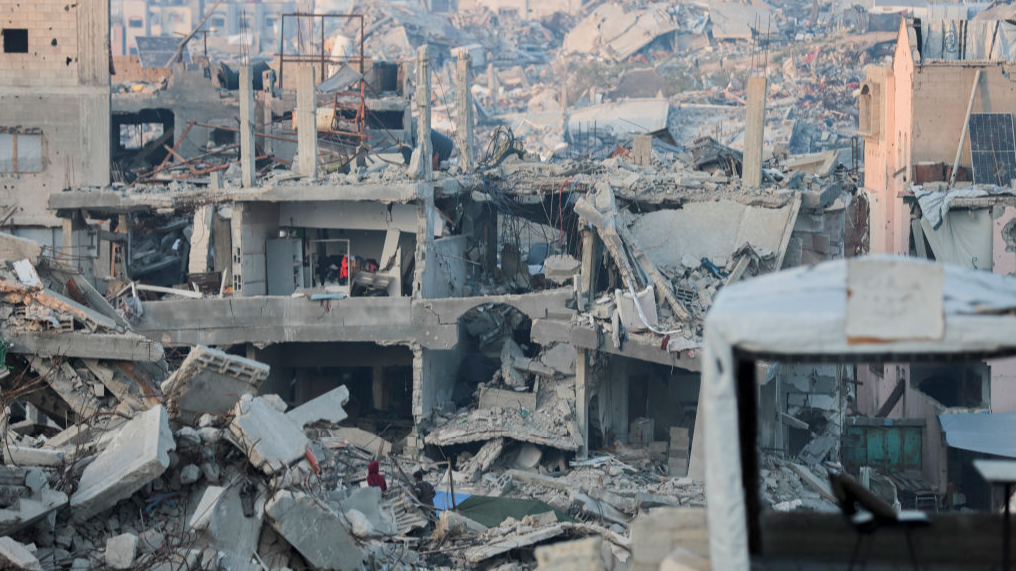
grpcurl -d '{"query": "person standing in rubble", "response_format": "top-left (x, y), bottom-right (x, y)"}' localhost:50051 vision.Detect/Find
top-left (412, 470), bottom-right (435, 507)
top-left (367, 461), bottom-right (387, 492)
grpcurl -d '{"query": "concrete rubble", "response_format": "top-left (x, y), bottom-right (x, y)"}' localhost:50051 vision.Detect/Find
top-left (0, 0), bottom-right (907, 564)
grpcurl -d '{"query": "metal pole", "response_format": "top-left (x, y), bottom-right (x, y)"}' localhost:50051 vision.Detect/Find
top-left (1006, 482), bottom-right (1012, 571)
top-left (949, 69), bottom-right (982, 188)
top-left (278, 14), bottom-right (285, 89)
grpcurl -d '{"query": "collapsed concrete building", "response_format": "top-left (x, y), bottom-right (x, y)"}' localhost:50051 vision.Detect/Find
top-left (0, 0), bottom-right (926, 568)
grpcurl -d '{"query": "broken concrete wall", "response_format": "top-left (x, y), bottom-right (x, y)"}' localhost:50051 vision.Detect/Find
top-left (162, 345), bottom-right (270, 423)
top-left (417, 331), bottom-right (467, 422)
top-left (232, 202), bottom-right (279, 297)
top-left (428, 235), bottom-right (470, 298)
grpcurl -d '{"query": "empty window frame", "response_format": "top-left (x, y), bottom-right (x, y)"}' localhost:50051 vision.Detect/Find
top-left (119, 123), bottom-right (165, 150)
top-left (0, 133), bottom-right (43, 173)
top-left (2, 29), bottom-right (28, 53)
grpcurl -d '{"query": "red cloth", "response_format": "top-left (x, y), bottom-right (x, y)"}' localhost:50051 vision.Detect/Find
top-left (340, 256), bottom-right (349, 279)
top-left (367, 461), bottom-right (387, 492)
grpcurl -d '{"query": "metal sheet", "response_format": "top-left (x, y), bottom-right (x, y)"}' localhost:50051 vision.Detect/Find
top-left (939, 411), bottom-right (1016, 458)
top-left (135, 36), bottom-right (193, 69)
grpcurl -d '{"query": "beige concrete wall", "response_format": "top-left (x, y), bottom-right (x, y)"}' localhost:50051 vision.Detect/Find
top-left (0, 0), bottom-right (110, 228)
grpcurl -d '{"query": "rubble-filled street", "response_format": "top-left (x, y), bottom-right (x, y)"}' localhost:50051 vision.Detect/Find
top-left (6, 0), bottom-right (1016, 569)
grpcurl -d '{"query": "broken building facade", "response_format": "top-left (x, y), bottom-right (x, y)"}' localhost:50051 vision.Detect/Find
top-left (860, 17), bottom-right (1016, 505)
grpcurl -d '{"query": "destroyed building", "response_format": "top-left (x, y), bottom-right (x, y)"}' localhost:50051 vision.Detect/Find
top-left (1, 0), bottom-right (973, 568)
top-left (859, 16), bottom-right (1016, 508)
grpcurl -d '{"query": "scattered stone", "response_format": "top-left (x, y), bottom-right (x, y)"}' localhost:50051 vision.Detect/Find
top-left (104, 533), bottom-right (137, 570)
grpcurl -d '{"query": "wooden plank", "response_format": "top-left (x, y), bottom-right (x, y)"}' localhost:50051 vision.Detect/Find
top-left (876, 377), bottom-right (906, 418)
top-left (788, 462), bottom-right (836, 503)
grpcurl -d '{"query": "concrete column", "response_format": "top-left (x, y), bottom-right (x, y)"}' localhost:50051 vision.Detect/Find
top-left (742, 76), bottom-right (767, 189)
top-left (487, 63), bottom-right (498, 114)
top-left (416, 45), bottom-right (434, 182)
top-left (456, 52), bottom-right (476, 172)
top-left (296, 65), bottom-right (318, 178)
top-left (240, 66), bottom-right (256, 188)
top-left (576, 349), bottom-right (590, 459)
top-left (188, 205), bottom-right (213, 274)
top-left (578, 228), bottom-right (599, 312)
top-left (372, 366), bottom-right (387, 411)
top-left (632, 134), bottom-right (652, 166)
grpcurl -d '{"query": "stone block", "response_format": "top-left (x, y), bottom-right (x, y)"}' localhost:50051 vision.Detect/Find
top-left (286, 385), bottom-right (349, 428)
top-left (229, 395), bottom-right (308, 475)
top-left (70, 406), bottom-right (175, 522)
top-left (631, 507), bottom-right (709, 566)
top-left (540, 344), bottom-right (576, 375)
top-left (0, 536), bottom-right (43, 571)
top-left (265, 490), bottom-right (364, 571)
top-left (630, 417), bottom-right (654, 447)
top-left (660, 546), bottom-right (711, 571)
top-left (669, 427), bottom-right (689, 441)
top-left (341, 487), bottom-right (396, 536)
top-left (104, 533), bottom-right (137, 570)
top-left (478, 386), bottom-right (537, 411)
top-left (535, 536), bottom-right (612, 571)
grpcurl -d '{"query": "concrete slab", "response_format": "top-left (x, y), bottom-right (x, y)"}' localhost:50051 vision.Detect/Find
top-left (228, 395), bottom-right (307, 475)
top-left (0, 489), bottom-right (69, 535)
top-left (286, 385), bottom-right (350, 428)
top-left (70, 406), bottom-right (175, 522)
top-left (342, 487), bottom-right (397, 536)
top-left (188, 482), bottom-right (264, 569)
top-left (265, 490), bottom-right (364, 571)
top-left (543, 254), bottom-right (582, 284)
top-left (540, 344), bottom-right (576, 375)
top-left (163, 345), bottom-right (269, 423)
top-left (0, 536), bottom-right (43, 571)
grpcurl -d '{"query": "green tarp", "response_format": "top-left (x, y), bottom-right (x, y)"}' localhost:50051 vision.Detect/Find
top-left (452, 495), bottom-right (576, 528)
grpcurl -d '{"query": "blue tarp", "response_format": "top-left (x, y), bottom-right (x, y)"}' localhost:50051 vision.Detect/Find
top-left (433, 491), bottom-right (472, 512)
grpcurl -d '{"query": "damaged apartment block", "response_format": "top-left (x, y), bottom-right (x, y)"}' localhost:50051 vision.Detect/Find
top-left (6, 0), bottom-right (984, 568)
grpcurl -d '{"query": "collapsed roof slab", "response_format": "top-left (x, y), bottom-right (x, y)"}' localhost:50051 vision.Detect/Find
top-left (133, 290), bottom-right (574, 349)
top-left (48, 181), bottom-right (432, 217)
top-left (1, 331), bottom-right (164, 362)
top-left (531, 318), bottom-right (702, 371)
top-left (135, 297), bottom-right (443, 348)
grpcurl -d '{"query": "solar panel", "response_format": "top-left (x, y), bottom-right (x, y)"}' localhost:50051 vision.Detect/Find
top-left (969, 112), bottom-right (1016, 186)
top-left (135, 36), bottom-right (193, 69)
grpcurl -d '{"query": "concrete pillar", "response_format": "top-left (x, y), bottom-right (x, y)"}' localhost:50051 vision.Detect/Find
top-left (632, 134), bottom-right (652, 166)
top-left (576, 349), bottom-right (591, 459)
top-left (456, 52), bottom-right (476, 172)
top-left (416, 45), bottom-right (434, 182)
top-left (188, 205), bottom-right (213, 275)
top-left (578, 229), bottom-right (599, 312)
top-left (296, 65), bottom-right (318, 179)
top-left (240, 66), bottom-right (256, 188)
top-left (487, 63), bottom-right (498, 114)
top-left (742, 76), bottom-right (767, 189)
top-left (372, 366), bottom-right (387, 411)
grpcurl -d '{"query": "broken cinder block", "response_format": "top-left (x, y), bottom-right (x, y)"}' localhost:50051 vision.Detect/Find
top-left (163, 345), bottom-right (269, 423)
